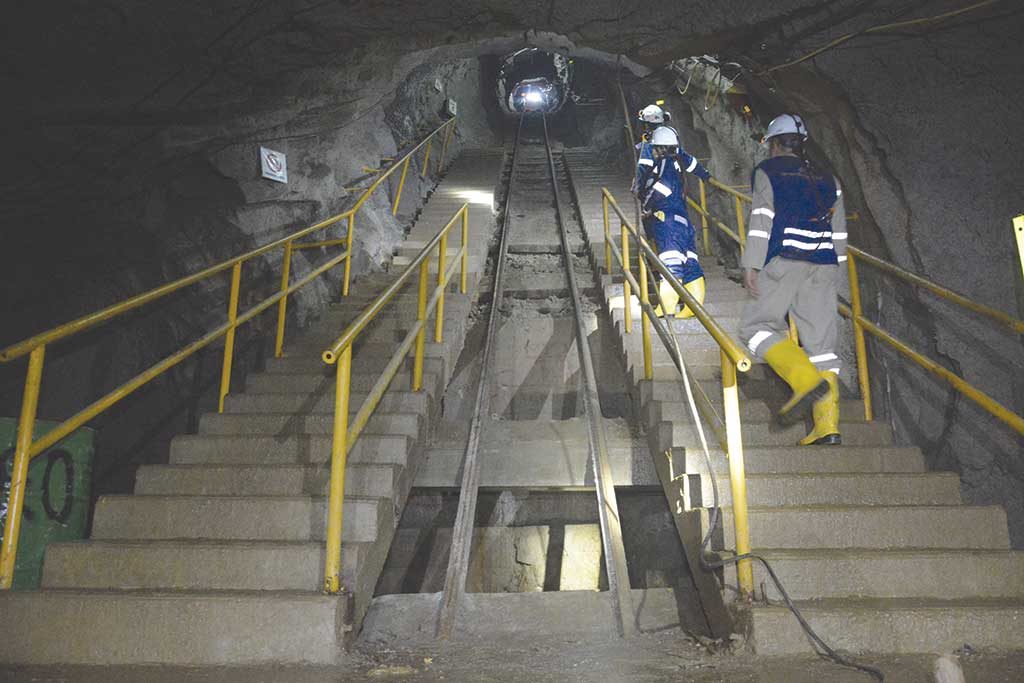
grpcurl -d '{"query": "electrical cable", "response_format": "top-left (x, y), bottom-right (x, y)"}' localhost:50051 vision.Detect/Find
top-left (631, 269), bottom-right (885, 680)
top-left (760, 0), bottom-right (1005, 73)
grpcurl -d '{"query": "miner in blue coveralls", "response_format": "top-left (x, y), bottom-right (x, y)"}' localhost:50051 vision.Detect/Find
top-left (631, 103), bottom-right (674, 198)
top-left (635, 125), bottom-right (711, 318)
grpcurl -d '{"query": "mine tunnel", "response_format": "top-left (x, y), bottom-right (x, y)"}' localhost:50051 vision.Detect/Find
top-left (1, 1), bottom-right (1023, 680)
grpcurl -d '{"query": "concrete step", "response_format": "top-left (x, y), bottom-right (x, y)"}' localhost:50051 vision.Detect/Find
top-left (643, 376), bottom-right (781, 403)
top-left (134, 462), bottom-right (401, 499)
top-left (749, 598), bottom-right (1024, 655)
top-left (243, 363), bottom-right (442, 395)
top-left (724, 549), bottom-right (1024, 602)
top-left (169, 433), bottom-right (412, 466)
top-left (670, 419), bottom-right (892, 448)
top-left (263, 342), bottom-right (449, 376)
top-left (644, 397), bottom-right (867, 426)
top-left (198, 411), bottom-right (422, 440)
top-left (0, 589), bottom-right (346, 665)
top-left (716, 505), bottom-right (1010, 550)
top-left (702, 472), bottom-right (962, 508)
top-left (41, 539), bottom-right (363, 592)
top-left (668, 445), bottom-right (927, 475)
top-left (91, 494), bottom-right (389, 543)
top-left (223, 389), bottom-right (429, 416)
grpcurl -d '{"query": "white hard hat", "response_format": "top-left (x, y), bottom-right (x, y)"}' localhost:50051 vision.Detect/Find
top-left (638, 104), bottom-right (665, 124)
top-left (650, 126), bottom-right (679, 147)
top-left (763, 113), bottom-right (809, 143)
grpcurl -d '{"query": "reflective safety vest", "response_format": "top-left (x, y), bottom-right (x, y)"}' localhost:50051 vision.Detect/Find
top-left (753, 156), bottom-right (839, 266)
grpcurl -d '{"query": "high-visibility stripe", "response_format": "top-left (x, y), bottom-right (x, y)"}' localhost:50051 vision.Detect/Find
top-left (638, 158), bottom-right (654, 167)
top-left (687, 251), bottom-right (700, 260)
top-left (832, 232), bottom-right (848, 239)
top-left (783, 239), bottom-right (834, 251)
top-left (685, 156), bottom-right (698, 172)
top-left (748, 330), bottom-right (774, 354)
top-left (748, 230), bottom-right (770, 238)
top-left (673, 215), bottom-right (689, 225)
top-left (653, 182), bottom-right (672, 196)
top-left (752, 207), bottom-right (775, 219)
top-left (659, 250), bottom-right (689, 263)
top-left (808, 352), bottom-right (838, 363)
top-left (826, 367), bottom-right (841, 374)
top-left (784, 227), bottom-right (832, 239)
top-left (837, 255), bottom-right (848, 262)
top-left (673, 160), bottom-right (682, 172)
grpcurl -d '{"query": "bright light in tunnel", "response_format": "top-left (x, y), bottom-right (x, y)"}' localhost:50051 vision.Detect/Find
top-left (525, 91), bottom-right (543, 104)
top-left (454, 189), bottom-right (494, 206)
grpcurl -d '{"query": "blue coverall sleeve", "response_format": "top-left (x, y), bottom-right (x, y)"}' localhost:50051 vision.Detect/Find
top-left (678, 150), bottom-right (711, 181)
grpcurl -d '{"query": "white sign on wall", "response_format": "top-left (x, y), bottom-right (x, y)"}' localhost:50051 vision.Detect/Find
top-left (260, 146), bottom-right (288, 183)
top-left (446, 98), bottom-right (458, 117)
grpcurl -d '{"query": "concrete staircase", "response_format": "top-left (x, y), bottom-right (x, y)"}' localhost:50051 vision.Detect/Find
top-left (563, 148), bottom-right (1024, 655)
top-left (0, 149), bottom-right (503, 666)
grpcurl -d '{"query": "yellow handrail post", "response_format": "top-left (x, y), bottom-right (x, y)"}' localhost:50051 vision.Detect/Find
top-left (218, 262), bottom-right (242, 413)
top-left (639, 252), bottom-right (653, 380)
top-left (435, 232), bottom-right (447, 343)
top-left (274, 240), bottom-right (294, 358)
top-left (0, 345), bottom-right (45, 590)
top-left (699, 179), bottom-right (711, 256)
top-left (721, 350), bottom-right (753, 597)
top-left (421, 140), bottom-right (433, 179)
top-left (734, 195), bottom-right (746, 254)
top-left (460, 208), bottom-right (469, 294)
top-left (848, 252), bottom-right (873, 421)
top-left (343, 212), bottom-right (355, 297)
top-left (622, 223), bottom-right (632, 334)
top-left (412, 259), bottom-right (429, 391)
top-left (323, 344), bottom-right (352, 594)
top-left (438, 120), bottom-right (455, 174)
top-left (788, 316), bottom-right (800, 345)
top-left (1014, 215), bottom-right (1024, 282)
top-left (392, 158), bottom-right (411, 216)
top-left (603, 196), bottom-right (612, 273)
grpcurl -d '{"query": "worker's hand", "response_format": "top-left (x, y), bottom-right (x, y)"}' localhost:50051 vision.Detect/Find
top-left (744, 268), bottom-right (759, 298)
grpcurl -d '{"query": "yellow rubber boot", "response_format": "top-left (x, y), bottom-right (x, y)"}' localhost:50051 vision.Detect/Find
top-left (654, 279), bottom-right (680, 318)
top-left (762, 339), bottom-right (828, 423)
top-left (676, 277), bottom-right (706, 319)
top-left (799, 372), bottom-right (842, 446)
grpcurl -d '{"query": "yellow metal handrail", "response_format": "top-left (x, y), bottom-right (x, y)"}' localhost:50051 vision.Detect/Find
top-left (602, 187), bottom-right (755, 597)
top-left (694, 174), bottom-right (1024, 436)
top-left (0, 119), bottom-right (458, 590)
top-left (319, 204), bottom-right (470, 594)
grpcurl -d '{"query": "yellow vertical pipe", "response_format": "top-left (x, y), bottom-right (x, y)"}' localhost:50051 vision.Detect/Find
top-left (788, 316), bottom-right (800, 345)
top-left (421, 140), bottom-right (433, 179)
top-left (734, 195), bottom-right (746, 254)
top-left (413, 259), bottom-right (429, 391)
top-left (435, 232), bottom-right (447, 343)
top-left (438, 121), bottom-right (454, 174)
top-left (392, 158), bottom-right (411, 216)
top-left (699, 180), bottom-right (711, 256)
top-left (638, 253), bottom-right (653, 380)
top-left (0, 345), bottom-right (45, 590)
top-left (1013, 215), bottom-right (1024, 282)
top-left (218, 262), bottom-right (242, 413)
top-left (848, 253), bottom-right (873, 421)
top-left (603, 196), bottom-right (612, 273)
top-left (323, 345), bottom-right (352, 594)
top-left (460, 208), bottom-right (469, 294)
top-left (274, 241), bottom-right (294, 358)
top-left (622, 224), bottom-right (632, 334)
top-left (721, 351), bottom-right (753, 597)
top-left (343, 213), bottom-right (354, 297)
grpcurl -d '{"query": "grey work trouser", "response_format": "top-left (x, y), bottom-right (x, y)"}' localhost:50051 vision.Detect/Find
top-left (739, 257), bottom-right (841, 373)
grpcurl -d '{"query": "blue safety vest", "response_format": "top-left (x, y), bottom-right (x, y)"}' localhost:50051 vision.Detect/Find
top-left (753, 156), bottom-right (839, 266)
